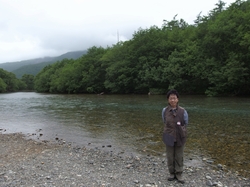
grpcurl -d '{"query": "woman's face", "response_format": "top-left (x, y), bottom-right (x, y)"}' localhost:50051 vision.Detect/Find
top-left (168, 94), bottom-right (178, 108)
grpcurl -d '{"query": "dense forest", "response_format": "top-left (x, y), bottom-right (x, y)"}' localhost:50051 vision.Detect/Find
top-left (0, 68), bottom-right (27, 92)
top-left (1, 0), bottom-right (249, 96)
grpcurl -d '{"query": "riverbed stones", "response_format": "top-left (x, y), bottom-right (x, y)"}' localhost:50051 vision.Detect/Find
top-left (0, 133), bottom-right (249, 187)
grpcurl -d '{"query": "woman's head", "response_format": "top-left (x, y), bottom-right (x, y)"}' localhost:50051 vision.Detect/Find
top-left (167, 89), bottom-right (179, 99)
top-left (167, 89), bottom-right (179, 108)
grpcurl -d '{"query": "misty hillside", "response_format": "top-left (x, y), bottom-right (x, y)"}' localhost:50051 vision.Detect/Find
top-left (0, 50), bottom-right (87, 78)
top-left (0, 57), bottom-right (54, 72)
top-left (12, 61), bottom-right (58, 78)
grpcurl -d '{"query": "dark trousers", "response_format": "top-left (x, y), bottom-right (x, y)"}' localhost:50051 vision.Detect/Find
top-left (166, 143), bottom-right (184, 175)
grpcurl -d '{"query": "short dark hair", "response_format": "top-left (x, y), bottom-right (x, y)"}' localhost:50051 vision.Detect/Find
top-left (167, 89), bottom-right (179, 99)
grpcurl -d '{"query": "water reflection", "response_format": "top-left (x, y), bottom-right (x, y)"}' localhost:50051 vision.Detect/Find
top-left (0, 92), bottom-right (249, 177)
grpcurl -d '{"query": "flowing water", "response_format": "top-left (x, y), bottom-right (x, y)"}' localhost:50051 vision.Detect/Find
top-left (0, 92), bottom-right (249, 177)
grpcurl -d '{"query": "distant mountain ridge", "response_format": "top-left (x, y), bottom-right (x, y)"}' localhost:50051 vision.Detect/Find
top-left (0, 50), bottom-right (87, 78)
top-left (0, 57), bottom-right (55, 72)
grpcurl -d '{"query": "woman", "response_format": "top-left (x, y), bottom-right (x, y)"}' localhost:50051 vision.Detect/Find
top-left (162, 89), bottom-right (188, 184)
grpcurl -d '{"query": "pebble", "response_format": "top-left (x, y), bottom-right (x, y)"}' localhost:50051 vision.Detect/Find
top-left (206, 180), bottom-right (213, 186)
top-left (206, 175), bottom-right (212, 180)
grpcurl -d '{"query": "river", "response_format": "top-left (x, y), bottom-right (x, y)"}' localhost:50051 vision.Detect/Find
top-left (0, 92), bottom-right (249, 177)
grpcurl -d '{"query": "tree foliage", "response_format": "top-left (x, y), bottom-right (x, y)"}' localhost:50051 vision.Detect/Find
top-left (21, 74), bottom-right (35, 90)
top-left (31, 0), bottom-right (250, 96)
top-left (0, 68), bottom-right (24, 92)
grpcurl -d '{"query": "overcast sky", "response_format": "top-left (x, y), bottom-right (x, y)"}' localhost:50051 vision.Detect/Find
top-left (0, 0), bottom-right (236, 63)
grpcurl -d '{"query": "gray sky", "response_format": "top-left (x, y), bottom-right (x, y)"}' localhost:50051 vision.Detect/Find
top-left (0, 0), bottom-right (236, 63)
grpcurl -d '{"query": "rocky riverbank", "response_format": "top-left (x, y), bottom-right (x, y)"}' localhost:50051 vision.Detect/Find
top-left (0, 132), bottom-right (249, 187)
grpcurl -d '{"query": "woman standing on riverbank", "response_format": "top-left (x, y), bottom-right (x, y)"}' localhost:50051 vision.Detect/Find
top-left (162, 89), bottom-right (188, 184)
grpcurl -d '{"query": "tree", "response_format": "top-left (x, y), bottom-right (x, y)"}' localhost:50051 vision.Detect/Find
top-left (0, 78), bottom-right (7, 92)
top-left (194, 0), bottom-right (250, 95)
top-left (0, 68), bottom-right (19, 92)
top-left (79, 46), bottom-right (107, 93)
top-left (21, 74), bottom-right (35, 90)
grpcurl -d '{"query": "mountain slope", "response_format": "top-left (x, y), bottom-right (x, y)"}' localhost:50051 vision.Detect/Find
top-left (12, 61), bottom-right (57, 78)
top-left (0, 50), bottom-right (87, 78)
top-left (0, 57), bottom-right (54, 72)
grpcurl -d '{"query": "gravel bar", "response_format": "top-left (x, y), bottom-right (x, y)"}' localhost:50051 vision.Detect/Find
top-left (0, 132), bottom-right (249, 187)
